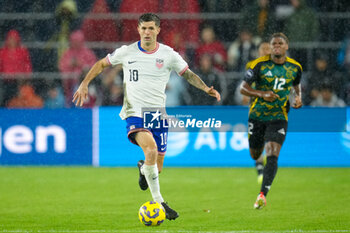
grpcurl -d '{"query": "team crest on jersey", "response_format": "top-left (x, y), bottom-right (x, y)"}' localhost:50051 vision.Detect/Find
top-left (156, 58), bottom-right (164, 69)
top-left (286, 70), bottom-right (293, 78)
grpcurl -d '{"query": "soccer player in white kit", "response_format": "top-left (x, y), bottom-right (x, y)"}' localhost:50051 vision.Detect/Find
top-left (73, 13), bottom-right (221, 220)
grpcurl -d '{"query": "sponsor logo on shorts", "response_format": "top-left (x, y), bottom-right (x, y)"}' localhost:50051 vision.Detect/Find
top-left (278, 128), bottom-right (285, 135)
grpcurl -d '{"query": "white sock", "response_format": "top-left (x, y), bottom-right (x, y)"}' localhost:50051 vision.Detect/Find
top-left (143, 164), bottom-right (164, 203)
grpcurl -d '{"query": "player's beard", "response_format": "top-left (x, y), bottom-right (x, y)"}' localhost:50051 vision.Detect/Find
top-left (273, 53), bottom-right (285, 59)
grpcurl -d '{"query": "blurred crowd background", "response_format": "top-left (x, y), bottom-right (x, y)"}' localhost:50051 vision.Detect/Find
top-left (0, 0), bottom-right (349, 108)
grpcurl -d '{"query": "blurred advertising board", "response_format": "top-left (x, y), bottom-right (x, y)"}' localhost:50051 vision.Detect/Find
top-left (0, 109), bottom-right (92, 165)
top-left (99, 106), bottom-right (350, 167)
top-left (1, 107), bottom-right (349, 167)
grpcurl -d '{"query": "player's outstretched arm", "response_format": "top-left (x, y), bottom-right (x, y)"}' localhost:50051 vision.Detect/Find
top-left (292, 84), bottom-right (302, 109)
top-left (240, 81), bottom-right (279, 102)
top-left (181, 69), bottom-right (221, 102)
top-left (73, 58), bottom-right (110, 106)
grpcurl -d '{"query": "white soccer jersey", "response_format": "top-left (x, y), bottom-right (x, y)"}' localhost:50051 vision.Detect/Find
top-left (106, 41), bottom-right (188, 120)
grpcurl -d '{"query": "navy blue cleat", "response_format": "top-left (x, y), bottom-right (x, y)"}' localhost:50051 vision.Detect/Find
top-left (161, 202), bottom-right (179, 220)
top-left (137, 160), bottom-right (148, 190)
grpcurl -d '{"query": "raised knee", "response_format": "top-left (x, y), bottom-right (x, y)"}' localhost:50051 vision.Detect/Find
top-left (143, 144), bottom-right (158, 165)
top-left (265, 142), bottom-right (281, 156)
top-left (144, 145), bottom-right (158, 156)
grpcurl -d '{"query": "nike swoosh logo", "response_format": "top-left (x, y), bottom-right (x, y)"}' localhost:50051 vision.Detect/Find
top-left (152, 176), bottom-right (158, 180)
top-left (128, 61), bottom-right (136, 64)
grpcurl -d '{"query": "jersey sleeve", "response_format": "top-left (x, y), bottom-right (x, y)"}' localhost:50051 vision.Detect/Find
top-left (293, 66), bottom-right (302, 86)
top-left (170, 50), bottom-right (189, 75)
top-left (243, 65), bottom-right (259, 85)
top-left (106, 45), bottom-right (128, 66)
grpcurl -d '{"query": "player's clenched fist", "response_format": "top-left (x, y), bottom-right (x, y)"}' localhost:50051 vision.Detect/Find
top-left (292, 95), bottom-right (302, 109)
top-left (262, 91), bottom-right (279, 102)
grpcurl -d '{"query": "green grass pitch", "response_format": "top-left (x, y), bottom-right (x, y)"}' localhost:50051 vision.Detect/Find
top-left (0, 167), bottom-right (349, 232)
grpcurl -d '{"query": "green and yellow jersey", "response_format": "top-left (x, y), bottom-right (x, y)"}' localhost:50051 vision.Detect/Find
top-left (243, 55), bottom-right (302, 121)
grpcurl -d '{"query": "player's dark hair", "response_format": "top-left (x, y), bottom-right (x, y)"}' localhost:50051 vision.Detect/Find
top-left (138, 13), bottom-right (160, 27)
top-left (270, 32), bottom-right (289, 44)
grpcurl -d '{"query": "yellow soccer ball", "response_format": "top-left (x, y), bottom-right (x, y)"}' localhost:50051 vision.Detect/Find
top-left (138, 201), bottom-right (166, 226)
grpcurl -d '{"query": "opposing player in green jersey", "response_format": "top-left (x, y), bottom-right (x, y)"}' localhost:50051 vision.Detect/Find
top-left (245, 41), bottom-right (271, 185)
top-left (240, 33), bottom-right (302, 209)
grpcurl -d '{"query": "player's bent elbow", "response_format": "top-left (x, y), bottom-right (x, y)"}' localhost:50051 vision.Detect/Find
top-left (99, 58), bottom-right (110, 69)
top-left (239, 82), bottom-right (248, 95)
top-left (240, 87), bottom-right (245, 95)
top-left (240, 86), bottom-right (249, 96)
